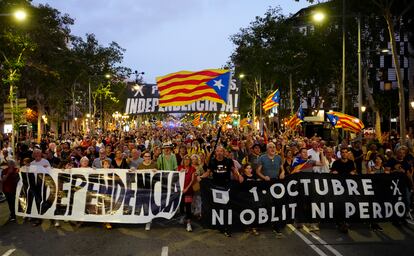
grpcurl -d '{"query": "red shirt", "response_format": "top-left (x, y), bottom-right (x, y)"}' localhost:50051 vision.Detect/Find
top-left (1, 167), bottom-right (19, 193)
top-left (178, 165), bottom-right (195, 194)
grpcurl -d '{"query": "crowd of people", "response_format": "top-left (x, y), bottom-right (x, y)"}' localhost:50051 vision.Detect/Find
top-left (0, 124), bottom-right (413, 237)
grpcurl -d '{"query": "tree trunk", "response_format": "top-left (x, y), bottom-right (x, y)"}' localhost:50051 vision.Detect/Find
top-left (362, 63), bottom-right (382, 139)
top-left (385, 11), bottom-right (405, 144)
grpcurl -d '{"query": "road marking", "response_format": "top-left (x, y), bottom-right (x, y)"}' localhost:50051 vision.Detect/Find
top-left (1, 249), bottom-right (16, 256)
top-left (302, 226), bottom-right (343, 256)
top-left (161, 246), bottom-right (168, 256)
top-left (287, 224), bottom-right (328, 256)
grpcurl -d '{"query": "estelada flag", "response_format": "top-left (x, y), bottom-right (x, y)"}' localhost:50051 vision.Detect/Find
top-left (290, 157), bottom-right (313, 174)
top-left (262, 89), bottom-right (280, 111)
top-left (192, 113), bottom-right (203, 127)
top-left (327, 111), bottom-right (364, 133)
top-left (286, 106), bottom-right (304, 129)
top-left (239, 118), bottom-right (251, 127)
top-left (156, 69), bottom-right (231, 107)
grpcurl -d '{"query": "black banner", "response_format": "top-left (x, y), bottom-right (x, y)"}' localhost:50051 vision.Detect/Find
top-left (201, 173), bottom-right (408, 228)
top-left (124, 80), bottom-right (240, 114)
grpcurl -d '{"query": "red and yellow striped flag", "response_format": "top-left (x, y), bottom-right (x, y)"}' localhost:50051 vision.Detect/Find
top-left (262, 89), bottom-right (280, 111)
top-left (156, 69), bottom-right (231, 107)
top-left (192, 113), bottom-right (203, 127)
top-left (327, 111), bottom-right (364, 133)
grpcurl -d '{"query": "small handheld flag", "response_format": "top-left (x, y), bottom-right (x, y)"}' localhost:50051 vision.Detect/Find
top-left (262, 89), bottom-right (280, 111)
top-left (286, 106), bottom-right (304, 129)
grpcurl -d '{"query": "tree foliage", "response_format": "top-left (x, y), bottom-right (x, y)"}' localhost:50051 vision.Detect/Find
top-left (0, 0), bottom-right (131, 133)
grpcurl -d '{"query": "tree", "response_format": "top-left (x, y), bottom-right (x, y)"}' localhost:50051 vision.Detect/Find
top-left (0, 0), bottom-right (36, 154)
top-left (298, 0), bottom-right (414, 143)
top-left (230, 6), bottom-right (345, 123)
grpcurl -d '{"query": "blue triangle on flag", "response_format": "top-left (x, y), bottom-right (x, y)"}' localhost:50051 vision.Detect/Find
top-left (326, 113), bottom-right (338, 126)
top-left (272, 90), bottom-right (280, 104)
top-left (206, 72), bottom-right (231, 102)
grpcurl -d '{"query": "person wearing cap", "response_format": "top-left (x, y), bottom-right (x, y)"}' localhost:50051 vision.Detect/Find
top-left (157, 142), bottom-right (177, 171)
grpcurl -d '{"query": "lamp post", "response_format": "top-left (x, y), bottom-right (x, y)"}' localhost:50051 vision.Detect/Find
top-left (1, 9), bottom-right (27, 157)
top-left (312, 9), bottom-right (346, 115)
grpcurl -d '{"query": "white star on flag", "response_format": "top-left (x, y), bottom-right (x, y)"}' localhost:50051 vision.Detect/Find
top-left (213, 79), bottom-right (224, 90)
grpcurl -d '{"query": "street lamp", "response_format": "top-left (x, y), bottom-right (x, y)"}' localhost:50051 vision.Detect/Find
top-left (410, 101), bottom-right (414, 109)
top-left (14, 10), bottom-right (27, 21)
top-left (0, 9), bottom-right (27, 21)
top-left (312, 12), bottom-right (325, 22)
top-left (361, 106), bottom-right (366, 113)
top-left (311, 9), bottom-right (346, 116)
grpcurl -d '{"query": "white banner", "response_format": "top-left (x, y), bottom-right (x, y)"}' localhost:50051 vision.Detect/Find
top-left (15, 167), bottom-right (185, 223)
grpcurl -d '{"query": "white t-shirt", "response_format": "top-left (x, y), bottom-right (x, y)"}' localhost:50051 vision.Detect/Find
top-left (307, 148), bottom-right (322, 173)
top-left (31, 158), bottom-right (51, 168)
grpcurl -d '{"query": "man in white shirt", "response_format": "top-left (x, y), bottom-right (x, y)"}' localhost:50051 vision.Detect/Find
top-left (307, 141), bottom-right (323, 173)
top-left (30, 149), bottom-right (51, 168)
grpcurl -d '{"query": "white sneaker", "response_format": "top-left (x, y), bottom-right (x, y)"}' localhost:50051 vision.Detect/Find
top-left (145, 222), bottom-right (151, 231)
top-left (186, 223), bottom-right (192, 232)
top-left (54, 221), bottom-right (60, 227)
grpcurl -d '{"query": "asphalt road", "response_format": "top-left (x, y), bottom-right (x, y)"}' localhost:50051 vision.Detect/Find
top-left (1, 203), bottom-right (414, 256)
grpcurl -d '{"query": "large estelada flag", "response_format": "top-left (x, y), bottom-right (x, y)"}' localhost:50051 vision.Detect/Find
top-left (262, 89), bottom-right (280, 111)
top-left (156, 69), bottom-right (231, 107)
top-left (327, 111), bottom-right (364, 133)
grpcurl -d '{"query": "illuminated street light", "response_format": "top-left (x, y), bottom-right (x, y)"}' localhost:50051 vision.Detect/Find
top-left (105, 74), bottom-right (111, 79)
top-left (312, 12), bottom-right (325, 22)
top-left (410, 101), bottom-right (414, 109)
top-left (239, 74), bottom-right (245, 79)
top-left (361, 106), bottom-right (366, 113)
top-left (14, 10), bottom-right (27, 21)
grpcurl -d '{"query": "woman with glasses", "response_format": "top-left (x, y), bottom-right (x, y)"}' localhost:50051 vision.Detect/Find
top-left (137, 151), bottom-right (157, 170)
top-left (137, 150), bottom-right (158, 231)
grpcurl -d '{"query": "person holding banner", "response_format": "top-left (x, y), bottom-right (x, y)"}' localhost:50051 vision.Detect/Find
top-left (137, 151), bottom-right (158, 231)
top-left (128, 149), bottom-right (144, 169)
top-left (157, 142), bottom-right (177, 171)
top-left (199, 145), bottom-right (243, 237)
top-left (190, 154), bottom-right (204, 219)
top-left (178, 155), bottom-right (196, 232)
top-left (331, 147), bottom-right (357, 233)
top-left (256, 142), bottom-right (285, 237)
top-left (137, 151), bottom-right (157, 170)
top-left (1, 160), bottom-right (19, 222)
top-left (112, 150), bottom-right (129, 169)
top-left (92, 149), bottom-right (112, 168)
